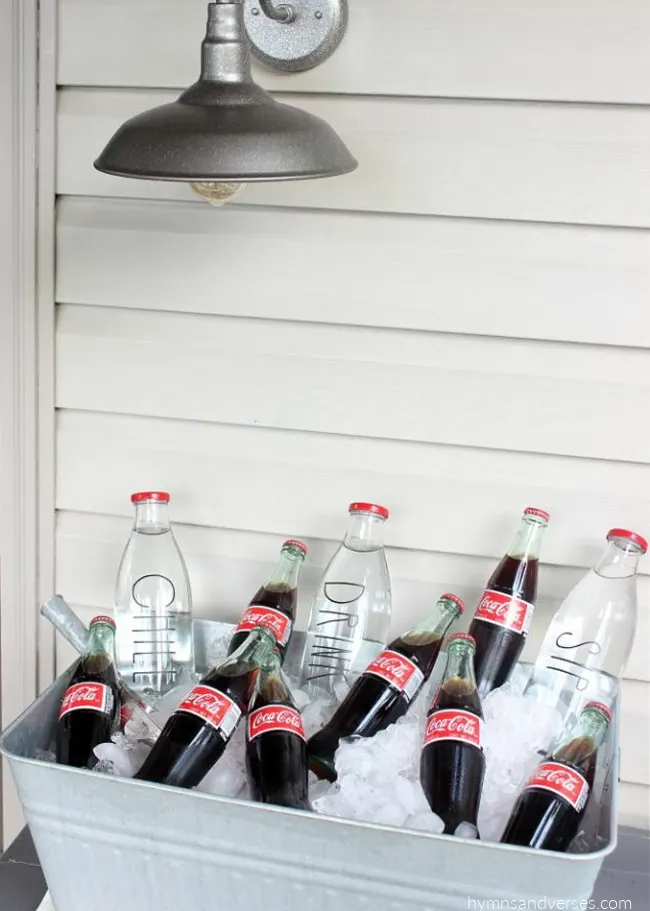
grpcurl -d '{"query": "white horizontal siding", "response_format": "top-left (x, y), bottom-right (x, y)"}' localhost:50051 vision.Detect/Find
top-left (56, 304), bottom-right (650, 463)
top-left (58, 0), bottom-right (650, 104)
top-left (55, 408), bottom-right (650, 573)
top-left (53, 0), bottom-right (650, 827)
top-left (58, 89), bottom-right (650, 227)
top-left (57, 198), bottom-right (650, 349)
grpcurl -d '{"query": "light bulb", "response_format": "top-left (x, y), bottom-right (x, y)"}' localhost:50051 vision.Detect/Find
top-left (190, 182), bottom-right (245, 207)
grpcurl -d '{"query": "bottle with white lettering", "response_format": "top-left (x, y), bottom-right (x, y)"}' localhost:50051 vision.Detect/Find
top-left (246, 649), bottom-right (311, 811)
top-left (527, 528), bottom-right (645, 725)
top-left (307, 593), bottom-right (464, 782)
top-left (420, 633), bottom-right (485, 836)
top-left (228, 539), bottom-right (307, 661)
top-left (135, 627), bottom-right (276, 789)
top-left (56, 615), bottom-right (121, 768)
top-left (469, 507), bottom-right (550, 698)
top-left (501, 701), bottom-right (612, 852)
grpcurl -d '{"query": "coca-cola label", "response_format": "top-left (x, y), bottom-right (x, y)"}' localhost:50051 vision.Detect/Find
top-left (523, 761), bottom-right (589, 812)
top-left (235, 605), bottom-right (292, 647)
top-left (59, 682), bottom-right (114, 719)
top-left (176, 685), bottom-right (242, 738)
top-left (474, 589), bottom-right (534, 635)
top-left (247, 704), bottom-right (306, 743)
top-left (364, 650), bottom-right (425, 703)
top-left (423, 709), bottom-right (483, 749)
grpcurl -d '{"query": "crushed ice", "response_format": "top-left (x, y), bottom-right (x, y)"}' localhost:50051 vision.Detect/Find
top-left (92, 652), bottom-right (565, 844)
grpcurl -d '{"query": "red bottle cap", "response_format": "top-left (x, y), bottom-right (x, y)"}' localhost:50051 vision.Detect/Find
top-left (89, 615), bottom-right (116, 630)
top-left (282, 539), bottom-right (308, 556)
top-left (440, 593), bottom-right (465, 615)
top-left (131, 491), bottom-right (171, 504)
top-left (447, 632), bottom-right (476, 648)
top-left (606, 528), bottom-right (648, 554)
top-left (524, 507), bottom-right (550, 523)
top-left (584, 701), bottom-right (613, 724)
top-left (349, 502), bottom-right (389, 520)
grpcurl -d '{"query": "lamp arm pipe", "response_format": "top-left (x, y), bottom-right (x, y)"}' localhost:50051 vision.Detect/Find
top-left (258, 0), bottom-right (296, 23)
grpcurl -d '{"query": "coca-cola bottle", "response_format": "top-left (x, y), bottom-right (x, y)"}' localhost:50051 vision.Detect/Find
top-left (300, 502), bottom-right (391, 695)
top-left (228, 540), bottom-right (307, 660)
top-left (527, 528), bottom-right (645, 725)
top-left (115, 491), bottom-right (193, 697)
top-left (135, 627), bottom-right (275, 789)
top-left (501, 701), bottom-right (612, 852)
top-left (246, 649), bottom-right (311, 811)
top-left (469, 507), bottom-right (550, 698)
top-left (56, 616), bottom-right (121, 768)
top-left (307, 593), bottom-right (464, 781)
top-left (420, 632), bottom-right (485, 836)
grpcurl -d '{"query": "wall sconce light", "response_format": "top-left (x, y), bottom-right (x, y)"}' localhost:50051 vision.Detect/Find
top-left (94, 0), bottom-right (357, 205)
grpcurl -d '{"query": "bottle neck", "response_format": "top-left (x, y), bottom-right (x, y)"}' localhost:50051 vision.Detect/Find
top-left (218, 626), bottom-right (277, 676)
top-left (133, 502), bottom-right (171, 534)
top-left (266, 547), bottom-right (304, 590)
top-left (402, 600), bottom-right (462, 645)
top-left (344, 513), bottom-right (386, 553)
top-left (507, 516), bottom-right (547, 560)
top-left (442, 643), bottom-right (477, 687)
top-left (257, 653), bottom-right (290, 702)
top-left (594, 539), bottom-right (641, 579)
top-left (86, 624), bottom-right (116, 661)
top-left (554, 708), bottom-right (610, 764)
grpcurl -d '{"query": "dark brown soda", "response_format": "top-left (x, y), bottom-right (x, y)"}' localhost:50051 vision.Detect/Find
top-left (246, 677), bottom-right (311, 811)
top-left (307, 633), bottom-right (444, 783)
top-left (228, 582), bottom-right (297, 660)
top-left (56, 653), bottom-right (121, 769)
top-left (471, 554), bottom-right (539, 698)
top-left (135, 665), bottom-right (256, 789)
top-left (420, 677), bottom-right (485, 835)
top-left (501, 736), bottom-right (598, 851)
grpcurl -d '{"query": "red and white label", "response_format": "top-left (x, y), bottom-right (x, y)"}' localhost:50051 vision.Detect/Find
top-left (523, 761), bottom-right (589, 812)
top-left (423, 709), bottom-right (483, 749)
top-left (247, 704), bottom-right (306, 743)
top-left (364, 649), bottom-right (424, 703)
top-left (176, 685), bottom-right (242, 738)
top-left (235, 605), bottom-right (292, 647)
top-left (474, 589), bottom-right (534, 635)
top-left (59, 682), bottom-right (114, 720)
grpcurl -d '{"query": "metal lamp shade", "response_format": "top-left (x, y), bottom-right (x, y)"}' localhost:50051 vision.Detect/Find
top-left (94, 2), bottom-right (357, 182)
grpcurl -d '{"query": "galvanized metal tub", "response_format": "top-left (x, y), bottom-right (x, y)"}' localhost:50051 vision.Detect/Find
top-left (1, 621), bottom-right (618, 911)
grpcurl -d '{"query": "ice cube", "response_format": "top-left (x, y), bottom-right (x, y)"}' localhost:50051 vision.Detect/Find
top-left (93, 741), bottom-right (136, 778)
top-left (291, 686), bottom-right (311, 711)
top-left (301, 694), bottom-right (336, 739)
top-left (405, 812), bottom-right (445, 835)
top-left (197, 722), bottom-right (247, 798)
top-left (454, 822), bottom-right (480, 839)
top-left (34, 748), bottom-right (56, 763)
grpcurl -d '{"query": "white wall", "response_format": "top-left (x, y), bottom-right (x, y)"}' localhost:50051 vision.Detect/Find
top-left (53, 0), bottom-right (650, 828)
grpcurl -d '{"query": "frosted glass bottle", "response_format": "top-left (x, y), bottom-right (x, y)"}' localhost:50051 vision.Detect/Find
top-left (115, 492), bottom-right (193, 697)
top-left (527, 528), bottom-right (646, 724)
top-left (300, 502), bottom-right (391, 695)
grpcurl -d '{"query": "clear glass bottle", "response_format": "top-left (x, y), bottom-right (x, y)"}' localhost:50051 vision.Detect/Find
top-left (115, 491), bottom-right (193, 697)
top-left (300, 502), bottom-right (391, 695)
top-left (527, 528), bottom-right (646, 724)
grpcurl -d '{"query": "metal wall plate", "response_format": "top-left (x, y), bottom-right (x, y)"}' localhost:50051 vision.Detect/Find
top-left (244, 0), bottom-right (348, 72)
